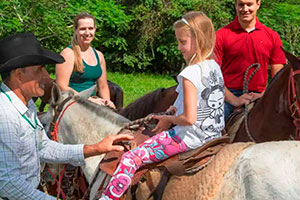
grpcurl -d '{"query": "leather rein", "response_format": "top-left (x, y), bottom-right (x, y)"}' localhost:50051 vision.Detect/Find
top-left (243, 63), bottom-right (260, 142)
top-left (288, 68), bottom-right (300, 140)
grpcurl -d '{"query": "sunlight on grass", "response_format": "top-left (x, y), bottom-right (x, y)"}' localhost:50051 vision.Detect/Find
top-left (107, 72), bottom-right (177, 106)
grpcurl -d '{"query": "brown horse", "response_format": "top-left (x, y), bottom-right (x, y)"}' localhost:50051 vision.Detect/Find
top-left (33, 78), bottom-right (124, 112)
top-left (120, 85), bottom-right (178, 120)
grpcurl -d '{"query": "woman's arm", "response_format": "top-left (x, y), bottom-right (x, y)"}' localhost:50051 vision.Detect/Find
top-left (96, 50), bottom-right (110, 100)
top-left (56, 48), bottom-right (78, 93)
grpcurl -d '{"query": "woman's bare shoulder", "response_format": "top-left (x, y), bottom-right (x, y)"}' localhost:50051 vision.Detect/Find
top-left (61, 47), bottom-right (74, 58)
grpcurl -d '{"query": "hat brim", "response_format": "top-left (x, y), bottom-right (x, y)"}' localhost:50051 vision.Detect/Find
top-left (0, 49), bottom-right (64, 73)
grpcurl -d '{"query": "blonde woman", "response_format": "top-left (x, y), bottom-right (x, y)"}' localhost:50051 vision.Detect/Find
top-left (56, 12), bottom-right (115, 108)
top-left (100, 11), bottom-right (225, 200)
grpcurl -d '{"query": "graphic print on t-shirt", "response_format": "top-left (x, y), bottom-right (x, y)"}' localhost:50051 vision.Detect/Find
top-left (199, 70), bottom-right (225, 139)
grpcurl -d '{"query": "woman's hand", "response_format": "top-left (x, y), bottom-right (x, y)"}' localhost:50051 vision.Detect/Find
top-left (88, 96), bottom-right (116, 109)
top-left (104, 99), bottom-right (116, 109)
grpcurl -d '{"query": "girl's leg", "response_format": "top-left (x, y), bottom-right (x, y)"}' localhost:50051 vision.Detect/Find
top-left (101, 130), bottom-right (188, 200)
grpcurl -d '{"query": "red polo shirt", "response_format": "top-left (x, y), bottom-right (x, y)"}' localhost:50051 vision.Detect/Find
top-left (214, 17), bottom-right (286, 92)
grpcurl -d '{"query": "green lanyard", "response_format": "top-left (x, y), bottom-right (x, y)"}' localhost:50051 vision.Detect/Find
top-left (0, 87), bottom-right (38, 129)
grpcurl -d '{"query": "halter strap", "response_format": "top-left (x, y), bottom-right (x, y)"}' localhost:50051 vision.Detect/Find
top-left (48, 96), bottom-right (74, 141)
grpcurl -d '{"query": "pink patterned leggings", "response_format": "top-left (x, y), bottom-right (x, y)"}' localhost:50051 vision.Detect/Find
top-left (101, 129), bottom-right (188, 200)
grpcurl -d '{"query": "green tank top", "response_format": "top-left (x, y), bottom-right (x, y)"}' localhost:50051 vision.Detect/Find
top-left (68, 46), bottom-right (102, 93)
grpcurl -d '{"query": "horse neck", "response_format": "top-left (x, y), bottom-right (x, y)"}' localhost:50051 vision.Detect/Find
top-left (56, 99), bottom-right (129, 145)
top-left (121, 85), bottom-right (178, 120)
top-left (235, 67), bottom-right (294, 142)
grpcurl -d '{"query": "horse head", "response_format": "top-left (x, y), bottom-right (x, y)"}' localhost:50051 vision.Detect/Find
top-left (40, 84), bottom-right (95, 133)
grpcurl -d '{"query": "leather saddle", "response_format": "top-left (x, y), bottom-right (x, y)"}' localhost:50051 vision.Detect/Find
top-left (99, 128), bottom-right (230, 199)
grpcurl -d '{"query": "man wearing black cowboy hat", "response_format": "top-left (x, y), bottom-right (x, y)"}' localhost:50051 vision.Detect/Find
top-left (0, 33), bottom-right (133, 200)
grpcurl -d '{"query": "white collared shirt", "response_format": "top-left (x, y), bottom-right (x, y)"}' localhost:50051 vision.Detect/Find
top-left (0, 82), bottom-right (85, 199)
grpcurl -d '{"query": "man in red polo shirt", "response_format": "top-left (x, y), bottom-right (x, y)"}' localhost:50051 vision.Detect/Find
top-left (214, 0), bottom-right (286, 121)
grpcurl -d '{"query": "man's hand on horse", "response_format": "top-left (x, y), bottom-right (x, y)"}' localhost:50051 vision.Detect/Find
top-left (249, 92), bottom-right (264, 102)
top-left (83, 134), bottom-right (134, 158)
top-left (234, 93), bottom-right (253, 107)
top-left (151, 115), bottom-right (173, 133)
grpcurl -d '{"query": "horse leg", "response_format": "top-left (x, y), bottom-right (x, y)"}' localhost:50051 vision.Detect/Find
top-left (108, 80), bottom-right (124, 111)
top-left (39, 101), bottom-right (46, 112)
top-left (112, 85), bottom-right (124, 112)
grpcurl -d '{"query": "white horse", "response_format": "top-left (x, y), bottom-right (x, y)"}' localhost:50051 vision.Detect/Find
top-left (40, 84), bottom-right (130, 199)
top-left (215, 141), bottom-right (300, 200)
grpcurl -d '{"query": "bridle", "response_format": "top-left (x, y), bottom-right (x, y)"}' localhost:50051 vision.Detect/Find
top-left (48, 96), bottom-right (75, 141)
top-left (288, 67), bottom-right (300, 140)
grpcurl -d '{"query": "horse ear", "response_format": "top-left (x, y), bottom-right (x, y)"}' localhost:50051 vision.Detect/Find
top-left (76, 85), bottom-right (96, 100)
top-left (282, 47), bottom-right (300, 70)
top-left (51, 83), bottom-right (62, 105)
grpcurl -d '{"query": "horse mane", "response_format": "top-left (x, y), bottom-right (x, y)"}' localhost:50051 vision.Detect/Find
top-left (120, 87), bottom-right (165, 120)
top-left (74, 96), bottom-right (130, 125)
top-left (264, 65), bottom-right (288, 94)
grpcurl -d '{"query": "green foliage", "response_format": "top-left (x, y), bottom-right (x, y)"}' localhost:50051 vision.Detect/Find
top-left (0, 0), bottom-right (299, 75)
top-left (113, 0), bottom-right (237, 75)
top-left (259, 3), bottom-right (300, 55)
top-left (0, 0), bottom-right (132, 73)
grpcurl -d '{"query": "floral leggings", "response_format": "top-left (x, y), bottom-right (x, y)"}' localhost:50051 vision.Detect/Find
top-left (101, 129), bottom-right (188, 200)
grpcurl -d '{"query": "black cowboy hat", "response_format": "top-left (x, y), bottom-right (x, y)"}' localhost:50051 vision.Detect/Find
top-left (0, 33), bottom-right (64, 73)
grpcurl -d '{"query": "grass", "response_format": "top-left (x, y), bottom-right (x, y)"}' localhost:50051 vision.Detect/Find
top-left (107, 72), bottom-right (177, 106)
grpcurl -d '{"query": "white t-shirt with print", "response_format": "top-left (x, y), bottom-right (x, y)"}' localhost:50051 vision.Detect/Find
top-left (173, 59), bottom-right (225, 149)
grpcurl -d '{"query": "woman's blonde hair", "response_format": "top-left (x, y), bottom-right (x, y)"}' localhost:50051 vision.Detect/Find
top-left (71, 12), bottom-right (96, 72)
top-left (174, 11), bottom-right (215, 65)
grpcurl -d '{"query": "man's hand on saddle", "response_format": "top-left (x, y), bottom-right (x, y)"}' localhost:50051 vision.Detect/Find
top-left (83, 134), bottom-right (134, 158)
top-left (151, 115), bottom-right (173, 133)
top-left (88, 96), bottom-right (116, 109)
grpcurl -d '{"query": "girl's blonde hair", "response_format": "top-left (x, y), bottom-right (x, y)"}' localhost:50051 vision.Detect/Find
top-left (174, 11), bottom-right (215, 65)
top-left (71, 12), bottom-right (96, 72)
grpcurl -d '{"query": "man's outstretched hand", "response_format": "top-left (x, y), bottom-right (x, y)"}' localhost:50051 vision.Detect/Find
top-left (83, 134), bottom-right (134, 158)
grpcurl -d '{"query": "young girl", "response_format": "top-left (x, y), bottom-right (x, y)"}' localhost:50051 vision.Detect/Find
top-left (100, 11), bottom-right (225, 200)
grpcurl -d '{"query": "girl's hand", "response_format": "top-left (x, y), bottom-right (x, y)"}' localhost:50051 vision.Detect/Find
top-left (151, 115), bottom-right (172, 133)
top-left (166, 105), bottom-right (177, 115)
